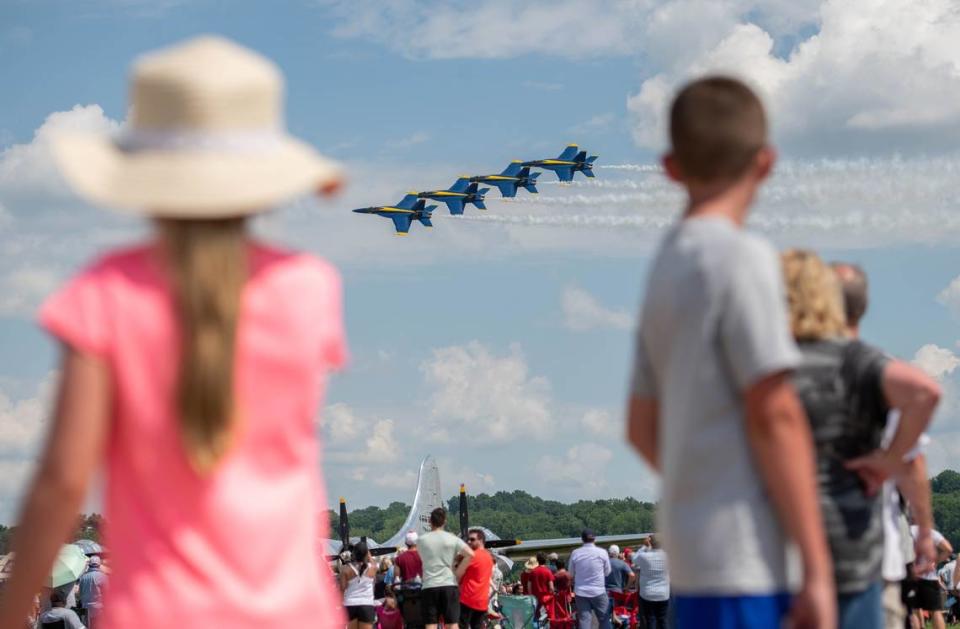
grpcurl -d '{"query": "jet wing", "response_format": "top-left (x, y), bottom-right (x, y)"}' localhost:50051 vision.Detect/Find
top-left (497, 533), bottom-right (651, 558)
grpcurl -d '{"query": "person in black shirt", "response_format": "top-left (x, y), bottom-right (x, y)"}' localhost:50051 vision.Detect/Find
top-left (782, 249), bottom-right (940, 629)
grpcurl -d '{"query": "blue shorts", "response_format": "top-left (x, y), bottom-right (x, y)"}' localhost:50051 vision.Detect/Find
top-left (674, 592), bottom-right (791, 629)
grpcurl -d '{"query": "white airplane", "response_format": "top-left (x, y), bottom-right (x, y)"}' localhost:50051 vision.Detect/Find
top-left (324, 455), bottom-right (651, 568)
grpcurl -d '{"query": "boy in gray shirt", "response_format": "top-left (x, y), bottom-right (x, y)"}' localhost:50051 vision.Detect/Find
top-left (626, 76), bottom-right (835, 629)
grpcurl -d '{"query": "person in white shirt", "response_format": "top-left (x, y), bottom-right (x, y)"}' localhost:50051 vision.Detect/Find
top-left (633, 535), bottom-right (670, 629)
top-left (568, 529), bottom-right (612, 629)
top-left (39, 590), bottom-right (85, 629)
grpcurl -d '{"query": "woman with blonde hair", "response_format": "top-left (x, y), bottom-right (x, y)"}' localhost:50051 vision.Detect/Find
top-left (0, 37), bottom-right (346, 629)
top-left (782, 249), bottom-right (940, 629)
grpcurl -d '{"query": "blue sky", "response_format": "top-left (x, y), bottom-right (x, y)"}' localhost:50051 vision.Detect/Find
top-left (3, 0), bottom-right (960, 527)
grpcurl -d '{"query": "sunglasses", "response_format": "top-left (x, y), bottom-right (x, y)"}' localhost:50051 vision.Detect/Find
top-left (468, 537), bottom-right (480, 543)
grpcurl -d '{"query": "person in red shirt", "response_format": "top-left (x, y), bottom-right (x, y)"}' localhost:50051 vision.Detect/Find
top-left (554, 558), bottom-right (572, 593)
top-left (394, 532), bottom-right (423, 583)
top-left (458, 529), bottom-right (494, 629)
top-left (528, 551), bottom-right (556, 619)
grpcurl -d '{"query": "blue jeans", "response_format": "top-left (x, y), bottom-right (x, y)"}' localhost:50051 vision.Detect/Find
top-left (838, 582), bottom-right (882, 629)
top-left (575, 594), bottom-right (612, 629)
top-left (674, 592), bottom-right (791, 629)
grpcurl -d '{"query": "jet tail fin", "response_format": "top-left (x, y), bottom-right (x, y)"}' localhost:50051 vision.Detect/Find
top-left (558, 144), bottom-right (579, 161)
top-left (500, 161), bottom-right (523, 177)
top-left (449, 177), bottom-right (470, 193)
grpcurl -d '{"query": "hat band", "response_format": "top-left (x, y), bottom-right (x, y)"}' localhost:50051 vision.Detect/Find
top-left (116, 128), bottom-right (284, 154)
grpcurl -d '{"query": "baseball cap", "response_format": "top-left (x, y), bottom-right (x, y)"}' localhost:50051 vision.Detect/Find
top-left (404, 531), bottom-right (418, 546)
top-left (581, 529), bottom-right (596, 543)
top-left (608, 545), bottom-right (620, 557)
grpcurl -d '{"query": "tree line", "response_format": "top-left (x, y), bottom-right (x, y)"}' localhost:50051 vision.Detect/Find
top-left (6, 473), bottom-right (960, 556)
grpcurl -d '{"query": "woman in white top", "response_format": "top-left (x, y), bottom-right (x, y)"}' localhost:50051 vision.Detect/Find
top-left (340, 541), bottom-right (378, 629)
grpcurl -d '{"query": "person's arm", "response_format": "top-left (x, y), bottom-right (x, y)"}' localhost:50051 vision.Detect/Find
top-left (339, 563), bottom-right (355, 592)
top-left (0, 349), bottom-right (110, 629)
top-left (454, 543), bottom-right (475, 581)
top-left (744, 372), bottom-right (835, 628)
top-left (846, 361), bottom-right (940, 494)
top-left (937, 537), bottom-right (953, 564)
top-left (900, 454), bottom-right (936, 573)
top-left (627, 397), bottom-right (660, 472)
top-left (626, 328), bottom-right (659, 472)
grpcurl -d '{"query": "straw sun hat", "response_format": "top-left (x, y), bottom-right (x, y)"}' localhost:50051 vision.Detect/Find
top-left (53, 36), bottom-right (341, 218)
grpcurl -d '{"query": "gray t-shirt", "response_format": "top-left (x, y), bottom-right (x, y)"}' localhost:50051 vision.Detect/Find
top-left (632, 216), bottom-right (800, 595)
top-left (418, 529), bottom-right (469, 589)
top-left (793, 338), bottom-right (889, 593)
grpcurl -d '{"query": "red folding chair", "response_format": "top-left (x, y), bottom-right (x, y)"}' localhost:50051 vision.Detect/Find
top-left (610, 591), bottom-right (639, 629)
top-left (542, 593), bottom-right (575, 629)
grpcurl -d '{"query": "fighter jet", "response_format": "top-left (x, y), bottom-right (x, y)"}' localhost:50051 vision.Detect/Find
top-left (352, 194), bottom-right (436, 236)
top-left (417, 178), bottom-right (490, 215)
top-left (523, 144), bottom-right (598, 182)
top-left (469, 161), bottom-right (540, 198)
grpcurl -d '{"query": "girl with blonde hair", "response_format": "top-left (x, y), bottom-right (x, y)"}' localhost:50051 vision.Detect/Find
top-left (782, 249), bottom-right (940, 629)
top-left (0, 37), bottom-right (346, 629)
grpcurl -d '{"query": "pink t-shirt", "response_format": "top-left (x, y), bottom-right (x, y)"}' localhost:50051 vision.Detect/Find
top-left (40, 242), bottom-right (347, 629)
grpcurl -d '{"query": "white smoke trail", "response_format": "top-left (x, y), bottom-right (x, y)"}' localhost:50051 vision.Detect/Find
top-left (540, 179), bottom-right (645, 190)
top-left (598, 164), bottom-right (661, 172)
top-left (447, 214), bottom-right (672, 230)
top-left (494, 192), bottom-right (671, 206)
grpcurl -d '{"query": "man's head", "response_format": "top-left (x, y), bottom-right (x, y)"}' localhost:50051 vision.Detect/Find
top-left (536, 552), bottom-right (548, 566)
top-left (581, 528), bottom-right (596, 544)
top-left (608, 544), bottom-right (620, 558)
top-left (547, 552), bottom-right (559, 564)
top-left (404, 531), bottom-right (418, 548)
top-left (831, 262), bottom-right (868, 334)
top-left (429, 507), bottom-right (446, 530)
top-left (50, 590), bottom-right (67, 608)
top-left (88, 555), bottom-right (102, 569)
top-left (664, 76), bottom-right (773, 193)
top-left (467, 528), bottom-right (486, 550)
top-left (649, 535), bottom-right (661, 550)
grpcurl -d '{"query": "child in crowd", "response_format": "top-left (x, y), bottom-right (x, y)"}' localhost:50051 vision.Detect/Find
top-left (0, 36), bottom-right (345, 629)
top-left (626, 76), bottom-right (835, 628)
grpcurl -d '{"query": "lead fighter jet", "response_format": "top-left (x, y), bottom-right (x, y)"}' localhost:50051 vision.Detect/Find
top-left (353, 194), bottom-right (436, 235)
top-left (469, 161), bottom-right (540, 198)
top-left (523, 144), bottom-right (597, 182)
top-left (417, 178), bottom-right (490, 215)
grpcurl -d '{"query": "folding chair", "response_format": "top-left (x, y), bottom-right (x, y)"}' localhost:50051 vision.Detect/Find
top-left (498, 594), bottom-right (538, 628)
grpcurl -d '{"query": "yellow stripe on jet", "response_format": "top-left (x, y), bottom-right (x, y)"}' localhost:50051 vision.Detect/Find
top-left (378, 207), bottom-right (416, 213)
top-left (426, 191), bottom-right (468, 197)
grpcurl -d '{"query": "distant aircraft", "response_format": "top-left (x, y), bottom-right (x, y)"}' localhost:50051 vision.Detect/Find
top-left (523, 144), bottom-right (598, 182)
top-left (417, 178), bottom-right (490, 215)
top-left (469, 162), bottom-right (540, 198)
top-left (353, 194), bottom-right (436, 235)
top-left (325, 456), bottom-right (650, 568)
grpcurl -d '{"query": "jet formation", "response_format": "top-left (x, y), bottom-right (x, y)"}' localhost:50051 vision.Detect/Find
top-left (352, 144), bottom-right (598, 235)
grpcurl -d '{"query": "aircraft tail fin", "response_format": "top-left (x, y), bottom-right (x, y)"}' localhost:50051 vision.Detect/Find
top-left (382, 456), bottom-right (444, 548)
top-left (492, 181), bottom-right (517, 198)
top-left (524, 179), bottom-right (539, 194)
top-left (558, 144), bottom-right (579, 161)
top-left (501, 161), bottom-right (523, 177)
top-left (573, 150), bottom-right (588, 163)
top-left (449, 177), bottom-right (470, 193)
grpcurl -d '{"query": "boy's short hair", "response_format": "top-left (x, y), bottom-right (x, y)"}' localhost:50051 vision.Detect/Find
top-left (669, 76), bottom-right (767, 182)
top-left (429, 507), bottom-right (447, 528)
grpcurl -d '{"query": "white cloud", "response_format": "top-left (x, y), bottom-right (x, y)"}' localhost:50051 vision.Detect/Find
top-left (0, 373), bottom-right (57, 523)
top-left (0, 266), bottom-right (62, 318)
top-left (534, 443), bottom-right (614, 494)
top-left (373, 469), bottom-right (418, 490)
top-left (562, 286), bottom-right (633, 331)
top-left (323, 402), bottom-right (365, 444)
top-left (420, 341), bottom-right (551, 443)
top-left (628, 0), bottom-right (960, 154)
top-left (322, 404), bottom-right (401, 464)
top-left (913, 345), bottom-right (960, 382)
top-left (321, 0), bottom-right (642, 60)
top-left (384, 131), bottom-right (431, 150)
top-left (581, 409), bottom-right (619, 437)
top-left (937, 276), bottom-right (960, 318)
top-left (0, 105), bottom-right (120, 202)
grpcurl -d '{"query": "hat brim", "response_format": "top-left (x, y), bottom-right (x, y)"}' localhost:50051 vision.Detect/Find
top-left (52, 132), bottom-right (342, 218)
